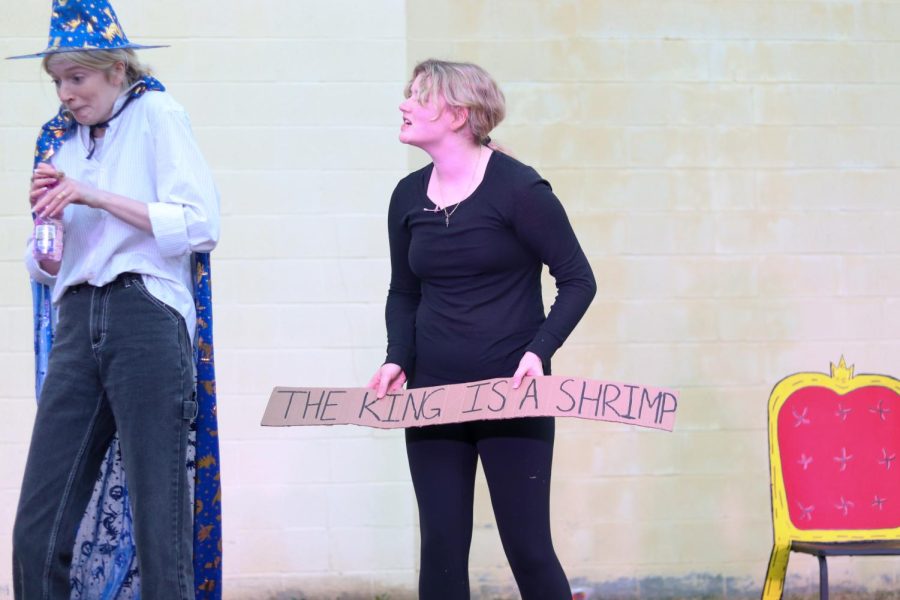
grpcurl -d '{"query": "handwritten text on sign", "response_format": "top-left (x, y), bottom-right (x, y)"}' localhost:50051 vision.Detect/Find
top-left (262, 376), bottom-right (678, 432)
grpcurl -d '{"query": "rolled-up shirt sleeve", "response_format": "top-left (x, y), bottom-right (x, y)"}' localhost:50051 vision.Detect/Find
top-left (24, 238), bottom-right (58, 287)
top-left (147, 107), bottom-right (220, 257)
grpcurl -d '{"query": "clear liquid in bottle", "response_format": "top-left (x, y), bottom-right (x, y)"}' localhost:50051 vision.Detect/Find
top-left (33, 213), bottom-right (64, 262)
top-left (32, 175), bottom-right (64, 263)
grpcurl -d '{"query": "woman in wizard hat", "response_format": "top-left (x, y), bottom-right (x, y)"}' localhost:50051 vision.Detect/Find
top-left (9, 1), bottom-right (222, 598)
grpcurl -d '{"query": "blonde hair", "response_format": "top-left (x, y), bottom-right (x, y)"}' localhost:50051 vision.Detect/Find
top-left (405, 59), bottom-right (506, 148)
top-left (43, 48), bottom-right (152, 89)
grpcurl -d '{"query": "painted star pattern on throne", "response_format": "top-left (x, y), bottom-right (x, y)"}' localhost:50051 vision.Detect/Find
top-left (835, 496), bottom-right (855, 516)
top-left (879, 449), bottom-right (896, 470)
top-left (780, 387), bottom-right (900, 530)
top-left (870, 399), bottom-right (892, 421)
top-left (835, 403), bottom-right (851, 421)
top-left (833, 447), bottom-right (853, 472)
top-left (793, 407), bottom-right (811, 427)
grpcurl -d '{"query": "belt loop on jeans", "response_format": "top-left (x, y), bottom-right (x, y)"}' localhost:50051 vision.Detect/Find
top-left (116, 272), bottom-right (140, 288)
top-left (67, 281), bottom-right (89, 294)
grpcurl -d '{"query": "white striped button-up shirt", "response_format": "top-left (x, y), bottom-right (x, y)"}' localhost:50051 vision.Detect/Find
top-left (25, 88), bottom-right (220, 340)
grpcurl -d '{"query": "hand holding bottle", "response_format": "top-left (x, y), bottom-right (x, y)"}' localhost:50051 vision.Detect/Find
top-left (30, 163), bottom-right (150, 236)
top-left (30, 164), bottom-right (65, 263)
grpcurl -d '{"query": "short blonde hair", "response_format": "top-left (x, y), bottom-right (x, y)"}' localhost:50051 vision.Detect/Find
top-left (43, 48), bottom-right (151, 89)
top-left (406, 59), bottom-right (505, 145)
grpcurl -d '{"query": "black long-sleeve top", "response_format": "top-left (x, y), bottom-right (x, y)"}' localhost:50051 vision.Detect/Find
top-left (385, 151), bottom-right (596, 388)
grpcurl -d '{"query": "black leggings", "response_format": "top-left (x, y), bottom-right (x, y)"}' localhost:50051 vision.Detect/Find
top-left (405, 416), bottom-right (571, 600)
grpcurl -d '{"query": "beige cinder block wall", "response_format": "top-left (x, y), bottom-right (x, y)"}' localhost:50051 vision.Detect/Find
top-left (2, 1), bottom-right (899, 598)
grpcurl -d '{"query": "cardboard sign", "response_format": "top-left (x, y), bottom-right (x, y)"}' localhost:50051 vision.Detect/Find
top-left (262, 376), bottom-right (678, 432)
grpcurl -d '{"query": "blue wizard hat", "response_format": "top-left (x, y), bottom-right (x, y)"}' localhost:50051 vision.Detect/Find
top-left (7, 0), bottom-right (168, 60)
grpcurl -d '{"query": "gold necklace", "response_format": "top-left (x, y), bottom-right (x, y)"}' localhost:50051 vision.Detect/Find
top-left (433, 146), bottom-right (483, 228)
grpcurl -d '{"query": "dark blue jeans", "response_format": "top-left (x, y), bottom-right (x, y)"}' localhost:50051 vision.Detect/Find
top-left (13, 273), bottom-right (196, 600)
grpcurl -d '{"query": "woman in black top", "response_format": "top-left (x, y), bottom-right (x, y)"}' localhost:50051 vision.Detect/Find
top-left (369, 59), bottom-right (596, 600)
